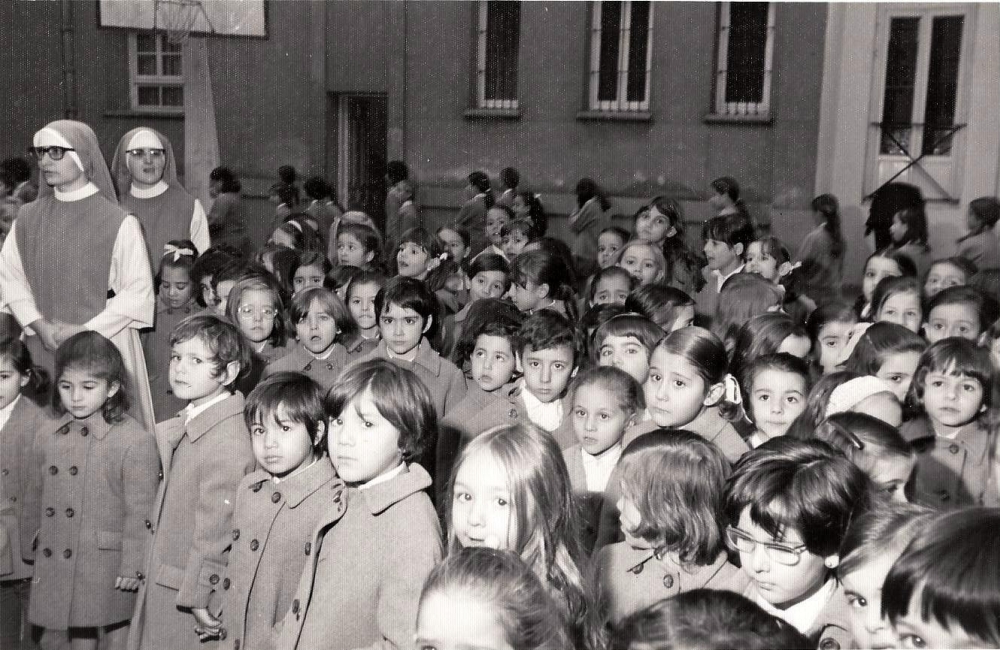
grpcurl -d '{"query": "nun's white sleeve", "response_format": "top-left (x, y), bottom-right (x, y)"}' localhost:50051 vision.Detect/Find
top-left (190, 198), bottom-right (211, 254)
top-left (84, 216), bottom-right (155, 338)
top-left (0, 222), bottom-right (44, 327)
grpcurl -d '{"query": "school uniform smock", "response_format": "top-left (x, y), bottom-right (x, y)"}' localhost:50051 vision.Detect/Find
top-left (219, 461), bottom-right (343, 650)
top-left (693, 265), bottom-right (744, 326)
top-left (274, 464), bottom-right (442, 650)
top-left (505, 381), bottom-right (576, 450)
top-left (0, 395), bottom-right (49, 583)
top-left (359, 339), bottom-right (467, 419)
top-left (129, 392), bottom-right (256, 650)
top-left (746, 579), bottom-right (851, 650)
top-left (956, 230), bottom-right (1000, 270)
top-left (345, 335), bottom-right (380, 364)
top-left (145, 299), bottom-right (198, 422)
top-left (795, 225), bottom-right (844, 300)
top-left (21, 412), bottom-right (159, 630)
top-left (111, 127), bottom-right (210, 266)
top-left (900, 417), bottom-right (996, 508)
top-left (568, 197), bottom-right (607, 278)
top-left (262, 343), bottom-right (348, 393)
top-left (595, 545), bottom-right (749, 626)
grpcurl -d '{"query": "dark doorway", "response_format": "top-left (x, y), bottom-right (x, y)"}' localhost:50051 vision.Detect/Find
top-left (329, 93), bottom-right (388, 232)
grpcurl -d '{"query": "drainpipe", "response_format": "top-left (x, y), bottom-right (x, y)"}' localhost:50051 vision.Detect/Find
top-left (60, 0), bottom-right (77, 118)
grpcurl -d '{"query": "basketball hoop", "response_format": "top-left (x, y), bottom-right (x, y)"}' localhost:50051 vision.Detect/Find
top-left (154, 0), bottom-right (213, 45)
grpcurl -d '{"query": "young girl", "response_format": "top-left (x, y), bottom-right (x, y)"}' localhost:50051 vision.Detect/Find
top-left (796, 193), bottom-right (846, 299)
top-left (396, 227), bottom-right (460, 312)
top-left (696, 213), bottom-right (755, 322)
top-left (343, 270), bottom-right (384, 362)
top-left (482, 204), bottom-right (513, 259)
top-left (740, 352), bottom-right (811, 448)
top-left (277, 360), bottom-right (443, 650)
top-left (146, 240), bottom-right (199, 421)
top-left (225, 275), bottom-right (290, 364)
top-left (512, 189), bottom-right (548, 236)
top-left (568, 177), bottom-right (611, 278)
top-left (836, 500), bottom-right (935, 650)
top-left (955, 196), bottom-right (1000, 268)
top-left (901, 338), bottom-right (996, 507)
top-left (289, 250), bottom-right (332, 295)
top-left (416, 547), bottom-right (573, 650)
top-left (508, 249), bottom-right (578, 320)
top-left (335, 222), bottom-right (381, 269)
top-left (24, 333), bottom-right (158, 650)
top-left (596, 225), bottom-right (629, 270)
top-left (448, 423), bottom-right (604, 650)
top-left (441, 253), bottom-right (510, 359)
top-left (624, 285), bottom-right (696, 334)
top-left (587, 266), bottom-right (637, 308)
top-left (871, 275), bottom-right (923, 333)
top-left (806, 300), bottom-right (858, 375)
top-left (844, 321), bottom-right (927, 403)
top-left (728, 313), bottom-right (812, 391)
top-left (888, 207), bottom-right (932, 278)
top-left (190, 247), bottom-right (234, 309)
top-left (710, 274), bottom-right (784, 349)
top-left (923, 256), bottom-right (976, 299)
top-left (857, 249), bottom-right (917, 319)
top-left (745, 236), bottom-right (792, 285)
top-left (327, 264), bottom-right (360, 304)
top-left (923, 285), bottom-right (997, 344)
top-left (595, 430), bottom-right (748, 626)
top-left (263, 287), bottom-right (356, 392)
top-left (593, 313), bottom-right (664, 384)
top-left (640, 196), bottom-right (702, 295)
top-left (218, 373), bottom-right (342, 650)
top-left (437, 224), bottom-right (472, 269)
top-left (615, 240), bottom-right (667, 288)
top-left (500, 218), bottom-right (540, 260)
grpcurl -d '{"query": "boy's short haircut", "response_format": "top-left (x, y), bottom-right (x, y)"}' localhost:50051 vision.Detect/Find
top-left (926, 284), bottom-right (999, 327)
top-left (170, 314), bottom-right (254, 385)
top-left (374, 276), bottom-right (437, 323)
top-left (724, 437), bottom-right (872, 557)
top-left (591, 313), bottom-right (664, 365)
top-left (882, 507), bottom-right (1000, 647)
top-left (245, 371), bottom-right (327, 444)
top-left (467, 253), bottom-right (511, 288)
top-left (289, 287), bottom-right (358, 342)
top-left (517, 309), bottom-right (582, 365)
top-left (701, 213), bottom-right (756, 253)
top-left (325, 359), bottom-right (437, 462)
top-left (613, 589), bottom-right (811, 650)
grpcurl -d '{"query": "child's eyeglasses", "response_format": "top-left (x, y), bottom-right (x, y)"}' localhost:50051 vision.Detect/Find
top-left (724, 526), bottom-right (809, 566)
top-left (27, 146), bottom-right (76, 161)
top-left (126, 148), bottom-right (166, 159)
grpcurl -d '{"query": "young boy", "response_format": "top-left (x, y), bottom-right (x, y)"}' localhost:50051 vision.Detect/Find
top-left (724, 438), bottom-right (872, 650)
top-left (695, 213), bottom-right (755, 324)
top-left (128, 315), bottom-right (257, 650)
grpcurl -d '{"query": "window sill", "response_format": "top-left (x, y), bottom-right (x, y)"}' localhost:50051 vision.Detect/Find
top-left (576, 110), bottom-right (652, 122)
top-left (464, 108), bottom-right (521, 120)
top-left (702, 113), bottom-right (773, 125)
top-left (105, 109), bottom-right (184, 119)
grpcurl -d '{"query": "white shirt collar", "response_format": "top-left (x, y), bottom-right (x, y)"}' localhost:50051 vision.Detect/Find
top-left (580, 442), bottom-right (623, 493)
top-left (519, 380), bottom-right (563, 432)
top-left (184, 391), bottom-right (230, 425)
top-left (359, 462), bottom-right (405, 490)
top-left (55, 182), bottom-right (100, 202)
top-left (272, 456), bottom-right (319, 484)
top-left (131, 181), bottom-right (169, 198)
top-left (310, 345), bottom-right (336, 360)
top-left (754, 578), bottom-right (837, 635)
top-left (0, 394), bottom-right (21, 432)
top-left (715, 264), bottom-right (745, 291)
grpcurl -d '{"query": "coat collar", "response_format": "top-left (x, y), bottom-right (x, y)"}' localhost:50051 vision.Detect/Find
top-left (245, 459), bottom-right (341, 508)
top-left (352, 463), bottom-right (432, 516)
top-left (372, 339), bottom-right (443, 376)
top-left (902, 416), bottom-right (991, 460)
top-left (187, 392), bottom-right (245, 442)
top-left (55, 410), bottom-right (114, 440)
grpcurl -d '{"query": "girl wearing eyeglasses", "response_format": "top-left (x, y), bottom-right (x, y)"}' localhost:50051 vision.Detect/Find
top-left (0, 119), bottom-right (156, 432)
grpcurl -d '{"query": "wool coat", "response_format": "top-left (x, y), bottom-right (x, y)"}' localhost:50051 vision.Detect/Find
top-left (128, 393), bottom-right (256, 650)
top-left (0, 395), bottom-right (49, 582)
top-left (144, 299), bottom-right (198, 423)
top-left (22, 412), bottom-right (159, 629)
top-left (218, 461), bottom-right (343, 650)
top-left (743, 581), bottom-right (852, 650)
top-left (900, 416), bottom-right (996, 508)
top-left (262, 343), bottom-right (348, 394)
top-left (274, 464), bottom-right (442, 650)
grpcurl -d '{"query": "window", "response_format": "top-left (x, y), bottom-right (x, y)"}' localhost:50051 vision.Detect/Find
top-left (128, 32), bottom-right (184, 112)
top-left (588, 1), bottom-right (653, 113)
top-left (713, 2), bottom-right (775, 117)
top-left (476, 1), bottom-right (521, 110)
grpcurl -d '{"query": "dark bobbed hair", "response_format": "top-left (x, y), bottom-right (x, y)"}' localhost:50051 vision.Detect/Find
top-left (338, 222), bottom-right (383, 262)
top-left (190, 247), bottom-right (235, 307)
top-left (656, 326), bottom-right (729, 387)
top-left (587, 266), bottom-right (638, 305)
top-left (581, 304), bottom-right (630, 359)
top-left (870, 275), bottom-right (923, 323)
top-left (806, 300), bottom-right (857, 343)
top-left (157, 238), bottom-right (199, 280)
top-left (467, 171), bottom-right (494, 208)
top-left (892, 207), bottom-right (930, 248)
top-left (592, 313), bottom-right (664, 366)
top-left (375, 276), bottom-right (438, 324)
top-left (908, 337), bottom-right (994, 410)
top-left (397, 226), bottom-right (455, 292)
top-left (865, 248), bottom-right (919, 280)
top-left (710, 176), bottom-right (741, 202)
top-left (724, 437), bottom-right (873, 556)
top-left (844, 322), bottom-right (927, 377)
top-left (701, 212), bottom-right (755, 252)
top-left (501, 218), bottom-right (542, 245)
top-left (209, 166), bottom-right (241, 193)
top-left (740, 353), bottom-right (811, 425)
top-left (225, 275), bottom-right (289, 349)
top-left (0, 157), bottom-right (32, 184)
top-left (729, 313), bottom-right (809, 389)
top-left (326, 264), bottom-right (360, 296)
top-left (53, 331), bottom-right (128, 423)
top-left (289, 287), bottom-right (357, 343)
top-left (968, 196), bottom-right (1000, 231)
top-left (170, 314), bottom-right (254, 384)
top-left (290, 250), bottom-right (333, 283)
top-left (346, 269), bottom-right (387, 301)
top-left (499, 166), bottom-right (519, 190)
top-left (468, 252), bottom-right (511, 288)
top-left (386, 160), bottom-right (409, 185)
top-left (245, 371), bottom-right (327, 445)
top-left (926, 284), bottom-right (999, 332)
top-left (0, 335), bottom-right (49, 400)
top-left (511, 249), bottom-right (579, 321)
top-left (570, 365), bottom-right (644, 418)
top-left (513, 191), bottom-right (548, 235)
top-left (325, 359), bottom-right (437, 463)
top-left (303, 175), bottom-right (331, 201)
top-left (452, 298), bottom-right (521, 368)
top-left (575, 177), bottom-right (611, 211)
top-left (838, 498), bottom-right (935, 578)
top-left (517, 309), bottom-right (582, 366)
top-left (625, 285), bottom-right (695, 333)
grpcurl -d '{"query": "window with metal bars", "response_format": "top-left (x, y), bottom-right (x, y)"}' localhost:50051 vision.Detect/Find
top-left (588, 1), bottom-right (653, 113)
top-left (476, 1), bottom-right (521, 110)
top-left (713, 2), bottom-right (775, 118)
top-left (128, 32), bottom-right (183, 112)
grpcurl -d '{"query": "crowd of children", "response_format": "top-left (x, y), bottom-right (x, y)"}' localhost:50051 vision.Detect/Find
top-left (2, 118), bottom-right (1000, 650)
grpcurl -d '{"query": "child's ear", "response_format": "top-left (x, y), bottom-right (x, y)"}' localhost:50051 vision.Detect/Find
top-left (665, 226), bottom-right (677, 239)
top-left (220, 361), bottom-right (241, 387)
top-left (363, 250), bottom-right (375, 263)
top-left (733, 243), bottom-right (744, 258)
top-left (422, 315), bottom-right (433, 334)
top-left (107, 381), bottom-right (121, 399)
top-left (314, 419), bottom-right (328, 446)
top-left (703, 381), bottom-right (726, 407)
top-left (823, 555), bottom-right (840, 570)
top-left (535, 283), bottom-right (551, 299)
top-left (515, 353), bottom-right (523, 374)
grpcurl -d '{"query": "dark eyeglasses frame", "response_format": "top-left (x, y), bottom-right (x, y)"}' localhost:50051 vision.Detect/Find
top-left (27, 146), bottom-right (76, 161)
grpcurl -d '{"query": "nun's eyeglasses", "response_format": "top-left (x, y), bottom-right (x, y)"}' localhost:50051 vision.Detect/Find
top-left (27, 146), bottom-right (75, 161)
top-left (127, 148), bottom-right (166, 159)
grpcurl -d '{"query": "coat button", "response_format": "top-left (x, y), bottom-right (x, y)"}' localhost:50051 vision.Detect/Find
top-left (948, 443), bottom-right (960, 454)
top-left (136, 571), bottom-right (144, 580)
top-left (662, 574), bottom-right (674, 589)
top-left (63, 549), bottom-right (72, 559)
top-left (49, 466), bottom-right (58, 475)
top-left (145, 519), bottom-right (152, 529)
top-left (326, 363), bottom-right (334, 370)
top-left (8, 496), bottom-right (14, 503)
top-left (233, 529), bottom-right (240, 541)
top-left (42, 548), bottom-right (52, 558)
top-left (65, 508), bottom-right (74, 518)
top-left (508, 409), bottom-right (518, 418)
top-left (250, 539), bottom-right (259, 551)
top-left (304, 542), bottom-right (311, 556)
top-left (304, 363), bottom-right (312, 371)
top-left (291, 599), bottom-right (300, 614)
top-left (157, 470), bottom-right (164, 480)
top-left (80, 427), bottom-right (88, 437)
top-left (58, 425), bottom-right (69, 435)
top-left (223, 578), bottom-right (231, 590)
top-left (218, 629), bottom-right (227, 641)
top-left (209, 574), bottom-right (219, 585)
top-left (45, 507), bottom-right (55, 517)
top-left (69, 466), bottom-right (78, 475)
top-left (1, 468), bottom-right (8, 476)
top-left (271, 492), bottom-right (281, 504)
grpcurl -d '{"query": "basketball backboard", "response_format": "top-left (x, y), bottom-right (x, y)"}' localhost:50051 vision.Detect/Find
top-left (98, 0), bottom-right (267, 38)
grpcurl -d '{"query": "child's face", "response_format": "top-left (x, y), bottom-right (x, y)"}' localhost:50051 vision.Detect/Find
top-left (451, 448), bottom-right (517, 550)
top-left (597, 232), bottom-right (625, 269)
top-left (214, 279), bottom-right (236, 317)
top-left (618, 246), bottom-right (660, 286)
top-left (853, 392), bottom-right (904, 428)
top-left (416, 590), bottom-right (514, 650)
top-left (512, 194), bottom-right (529, 217)
top-left (0, 356), bottom-right (29, 411)
top-left (877, 291), bottom-right (922, 334)
top-left (645, 347), bottom-right (713, 428)
top-left (745, 241), bottom-right (781, 283)
top-left (922, 368), bottom-right (984, 430)
top-left (870, 454), bottom-right (916, 502)
top-left (778, 334), bottom-right (812, 359)
top-left (234, 289), bottom-right (277, 344)
top-left (57, 367), bottom-right (119, 420)
top-left (438, 228), bottom-right (469, 263)
top-left (379, 303), bottom-right (428, 357)
top-left (502, 230), bottom-right (529, 259)
top-left (817, 320), bottom-right (855, 374)
top-left (337, 233), bottom-right (372, 268)
top-left (703, 239), bottom-right (742, 273)
top-left (635, 209), bottom-right (672, 245)
top-left (924, 263), bottom-right (966, 298)
top-left (508, 281), bottom-right (545, 312)
top-left (470, 270), bottom-right (507, 302)
top-left (876, 351), bottom-right (922, 403)
top-left (485, 208), bottom-right (510, 247)
top-left (251, 405), bottom-right (318, 478)
top-left (292, 264), bottom-right (326, 295)
top-left (200, 276), bottom-right (216, 307)
top-left (572, 383), bottom-right (632, 456)
top-left (169, 336), bottom-right (235, 406)
top-left (591, 274), bottom-right (631, 306)
top-left (889, 212), bottom-right (907, 243)
top-left (328, 386), bottom-right (403, 484)
top-left (296, 300), bottom-right (338, 355)
top-left (840, 552), bottom-right (899, 650)
top-left (893, 591), bottom-right (993, 649)
top-left (521, 345), bottom-right (575, 404)
top-left (471, 335), bottom-right (517, 393)
top-left (924, 303), bottom-right (981, 343)
top-left (732, 508), bottom-right (832, 609)
top-left (160, 265), bottom-right (194, 309)
top-left (749, 369), bottom-right (807, 441)
top-left (397, 242), bottom-right (432, 278)
top-left (270, 229), bottom-right (296, 249)
top-left (348, 282), bottom-right (380, 333)
top-left (598, 335), bottom-right (650, 384)
top-left (863, 257), bottom-right (902, 303)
